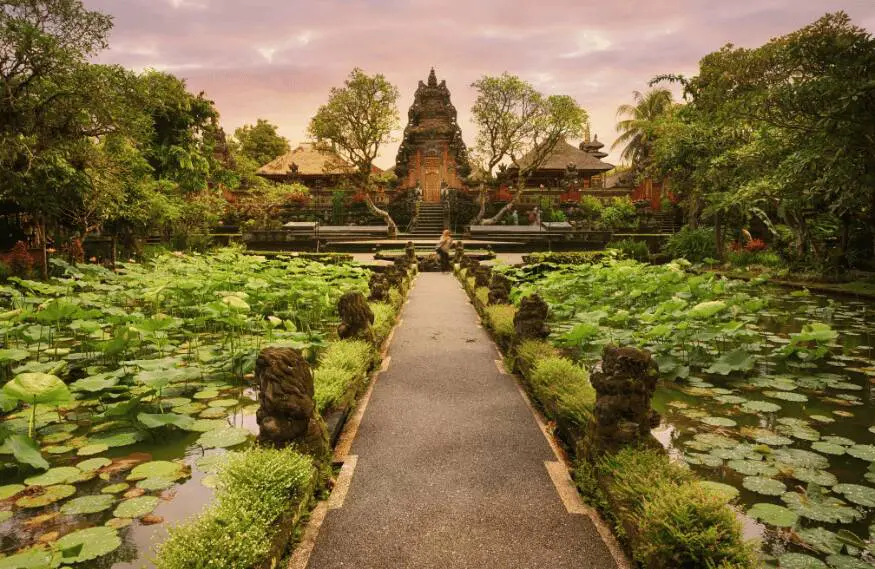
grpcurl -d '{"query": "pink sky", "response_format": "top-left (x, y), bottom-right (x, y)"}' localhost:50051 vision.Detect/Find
top-left (85, 0), bottom-right (875, 169)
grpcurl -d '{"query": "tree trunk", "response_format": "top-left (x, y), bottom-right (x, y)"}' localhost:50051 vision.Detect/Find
top-left (37, 219), bottom-right (48, 280)
top-left (364, 194), bottom-right (397, 238)
top-left (714, 211), bottom-right (725, 263)
top-left (483, 177), bottom-right (526, 226)
top-left (471, 184), bottom-right (488, 225)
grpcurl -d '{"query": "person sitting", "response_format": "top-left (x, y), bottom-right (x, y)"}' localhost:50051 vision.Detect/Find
top-left (435, 229), bottom-right (453, 272)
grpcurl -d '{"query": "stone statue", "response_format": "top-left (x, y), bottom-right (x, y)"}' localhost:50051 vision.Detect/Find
top-left (337, 291), bottom-right (375, 342)
top-left (488, 272), bottom-right (512, 305)
top-left (585, 345), bottom-right (661, 457)
top-left (255, 347), bottom-right (329, 461)
top-left (513, 294), bottom-right (550, 340)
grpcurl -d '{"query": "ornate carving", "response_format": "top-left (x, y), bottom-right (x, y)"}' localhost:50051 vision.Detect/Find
top-left (337, 292), bottom-right (375, 342)
top-left (488, 272), bottom-right (512, 305)
top-left (513, 294), bottom-right (550, 340)
top-left (255, 347), bottom-right (329, 461)
top-left (586, 345), bottom-right (661, 456)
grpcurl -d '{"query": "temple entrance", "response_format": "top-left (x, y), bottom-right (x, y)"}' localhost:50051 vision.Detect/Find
top-left (423, 156), bottom-right (441, 202)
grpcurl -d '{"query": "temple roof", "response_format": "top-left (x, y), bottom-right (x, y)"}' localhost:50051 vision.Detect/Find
top-left (511, 138), bottom-right (615, 173)
top-left (257, 143), bottom-right (354, 177)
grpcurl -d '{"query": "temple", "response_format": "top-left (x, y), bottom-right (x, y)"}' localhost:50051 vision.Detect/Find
top-left (394, 68), bottom-right (470, 201)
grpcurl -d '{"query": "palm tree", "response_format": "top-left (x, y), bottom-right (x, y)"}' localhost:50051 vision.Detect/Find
top-left (612, 88), bottom-right (674, 172)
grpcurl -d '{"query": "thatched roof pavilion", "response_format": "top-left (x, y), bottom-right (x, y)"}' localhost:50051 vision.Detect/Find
top-left (257, 143), bottom-right (355, 184)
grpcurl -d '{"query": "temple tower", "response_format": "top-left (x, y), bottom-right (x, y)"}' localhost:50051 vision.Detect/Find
top-left (394, 68), bottom-right (470, 201)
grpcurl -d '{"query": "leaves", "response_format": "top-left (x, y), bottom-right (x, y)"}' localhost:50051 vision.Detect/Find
top-left (4, 434), bottom-right (49, 470)
top-left (197, 427), bottom-right (251, 449)
top-left (54, 526), bottom-right (122, 563)
top-left (2, 373), bottom-right (71, 405)
top-left (747, 502), bottom-right (798, 527)
top-left (113, 495), bottom-right (159, 518)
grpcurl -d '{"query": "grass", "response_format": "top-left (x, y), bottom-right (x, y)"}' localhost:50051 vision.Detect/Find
top-left (313, 340), bottom-right (374, 413)
top-left (528, 356), bottom-right (595, 428)
top-left (370, 302), bottom-right (396, 345)
top-left (593, 447), bottom-right (757, 569)
top-left (475, 286), bottom-right (489, 307)
top-left (155, 447), bottom-right (315, 569)
top-left (483, 304), bottom-right (516, 340)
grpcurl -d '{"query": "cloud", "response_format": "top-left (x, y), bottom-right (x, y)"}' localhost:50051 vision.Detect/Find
top-left (84, 0), bottom-right (875, 167)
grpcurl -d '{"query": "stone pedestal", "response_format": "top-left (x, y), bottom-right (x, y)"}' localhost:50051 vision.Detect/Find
top-left (513, 294), bottom-right (550, 340)
top-left (337, 291), bottom-right (375, 342)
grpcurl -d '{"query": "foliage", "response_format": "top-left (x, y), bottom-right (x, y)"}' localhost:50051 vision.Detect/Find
top-left (232, 119), bottom-right (290, 168)
top-left (600, 197), bottom-right (637, 230)
top-left (664, 227), bottom-right (719, 262)
top-left (308, 68), bottom-right (400, 234)
top-left (155, 447), bottom-right (315, 569)
top-left (578, 195), bottom-right (604, 219)
top-left (596, 446), bottom-right (756, 568)
top-left (483, 304), bottom-right (516, 341)
top-left (470, 73), bottom-right (588, 224)
top-left (612, 88), bottom-right (675, 174)
top-left (528, 356), bottom-right (595, 428)
top-left (607, 239), bottom-right (650, 262)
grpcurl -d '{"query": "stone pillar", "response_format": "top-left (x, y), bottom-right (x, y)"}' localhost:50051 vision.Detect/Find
top-left (488, 272), bottom-right (512, 305)
top-left (255, 347), bottom-right (330, 462)
top-left (337, 291), bottom-right (375, 342)
top-left (513, 294), bottom-right (550, 340)
top-left (584, 345), bottom-right (661, 457)
top-left (405, 241), bottom-right (417, 265)
top-left (368, 272), bottom-right (389, 302)
top-left (454, 241), bottom-right (465, 264)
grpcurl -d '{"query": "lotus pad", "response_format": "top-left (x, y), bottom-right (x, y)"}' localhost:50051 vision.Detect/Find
top-left (54, 526), bottom-right (122, 563)
top-left (811, 442), bottom-right (846, 456)
top-left (781, 492), bottom-right (863, 524)
top-left (127, 460), bottom-right (185, 481)
top-left (113, 496), bottom-right (159, 518)
top-left (197, 407), bottom-right (228, 419)
top-left (101, 483), bottom-right (129, 494)
top-left (184, 419), bottom-right (227, 432)
top-left (747, 502), bottom-right (798, 527)
top-left (741, 400), bottom-right (782, 414)
top-left (24, 466), bottom-right (82, 486)
top-left (76, 457), bottom-right (111, 472)
top-left (790, 468), bottom-right (838, 487)
top-left (197, 427), bottom-right (250, 449)
top-left (773, 448), bottom-right (830, 469)
top-left (89, 429), bottom-right (144, 448)
top-left (754, 433), bottom-right (793, 446)
top-left (727, 459), bottom-right (778, 477)
top-left (16, 484), bottom-right (76, 508)
top-left (0, 547), bottom-right (54, 569)
top-left (60, 494), bottom-right (116, 515)
top-left (0, 484), bottom-right (25, 500)
top-left (832, 484), bottom-right (875, 508)
top-left (742, 476), bottom-right (786, 496)
top-left (76, 443), bottom-right (109, 457)
top-left (824, 554), bottom-right (872, 569)
top-left (777, 553), bottom-right (827, 569)
top-left (136, 477), bottom-right (178, 491)
top-left (796, 527), bottom-right (842, 554)
top-left (847, 444), bottom-right (875, 461)
top-left (702, 416), bottom-right (737, 427)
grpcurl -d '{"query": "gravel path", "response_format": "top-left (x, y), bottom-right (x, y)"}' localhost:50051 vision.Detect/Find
top-left (305, 273), bottom-right (619, 569)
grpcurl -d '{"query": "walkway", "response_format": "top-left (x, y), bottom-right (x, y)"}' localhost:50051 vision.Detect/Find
top-left (304, 273), bottom-right (620, 569)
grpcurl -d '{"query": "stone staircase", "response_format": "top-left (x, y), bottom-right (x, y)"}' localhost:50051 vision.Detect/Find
top-left (408, 202), bottom-right (446, 238)
top-left (654, 211), bottom-right (678, 234)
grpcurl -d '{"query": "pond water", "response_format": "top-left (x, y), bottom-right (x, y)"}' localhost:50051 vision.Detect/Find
top-left (651, 289), bottom-right (875, 567)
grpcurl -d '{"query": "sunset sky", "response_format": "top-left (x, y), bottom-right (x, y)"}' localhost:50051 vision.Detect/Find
top-left (84, 0), bottom-right (875, 169)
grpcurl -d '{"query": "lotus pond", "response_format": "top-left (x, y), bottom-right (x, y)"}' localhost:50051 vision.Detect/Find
top-left (0, 250), bottom-right (371, 568)
top-left (505, 259), bottom-right (875, 568)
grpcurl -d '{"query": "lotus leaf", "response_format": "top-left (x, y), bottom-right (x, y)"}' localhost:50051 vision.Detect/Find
top-left (747, 502), bottom-right (798, 527)
top-left (847, 445), bottom-right (875, 462)
top-left (684, 453), bottom-right (724, 468)
top-left (76, 444), bottom-right (108, 457)
top-left (777, 553), bottom-right (827, 569)
top-left (192, 389), bottom-right (219, 400)
top-left (60, 494), bottom-right (115, 515)
top-left (100, 483), bottom-right (129, 494)
top-left (137, 412), bottom-right (194, 430)
top-left (198, 407), bottom-right (228, 419)
top-left (693, 433), bottom-right (738, 448)
top-left (207, 399), bottom-right (238, 408)
top-left (742, 476), bottom-right (786, 496)
top-left (2, 373), bottom-right (71, 405)
top-left (89, 429), bottom-right (143, 448)
top-left (741, 400), bottom-right (782, 414)
top-left (0, 484), bottom-right (24, 500)
top-left (16, 484), bottom-right (76, 508)
top-left (790, 468), bottom-right (838, 487)
top-left (702, 416), bottom-right (737, 427)
top-left (4, 434), bottom-right (49, 470)
top-left (710, 447), bottom-right (747, 461)
top-left (763, 390), bottom-right (809, 402)
top-left (0, 547), bottom-right (53, 569)
top-left (76, 458), bottom-right (111, 472)
top-left (695, 480), bottom-right (739, 503)
top-left (54, 526), bottom-right (121, 563)
top-left (171, 403), bottom-right (206, 415)
top-left (689, 300), bottom-right (727, 319)
top-left (44, 445), bottom-right (72, 455)
top-left (832, 484), bottom-right (875, 508)
top-left (197, 427), bottom-right (250, 449)
top-left (706, 350), bottom-right (756, 375)
top-left (113, 496), bottom-right (159, 518)
top-left (797, 527), bottom-right (842, 555)
top-left (105, 517), bottom-right (132, 530)
top-left (127, 460), bottom-right (185, 481)
top-left (715, 395), bottom-right (747, 405)
top-left (222, 296), bottom-right (250, 312)
top-left (24, 467), bottom-right (82, 486)
top-left (136, 477), bottom-right (177, 491)
top-left (824, 555), bottom-right (871, 569)
top-left (782, 492), bottom-right (863, 524)
top-left (194, 454), bottom-right (226, 473)
top-left (41, 432), bottom-right (72, 444)
top-left (773, 448), bottom-right (831, 469)
top-left (70, 373), bottom-right (120, 393)
top-left (184, 419), bottom-right (227, 432)
top-left (810, 415), bottom-right (836, 424)
top-left (821, 436), bottom-right (856, 447)
top-left (727, 459), bottom-right (779, 477)
top-left (755, 434), bottom-right (793, 446)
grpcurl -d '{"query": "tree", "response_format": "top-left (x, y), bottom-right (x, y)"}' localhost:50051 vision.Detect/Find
top-left (612, 88), bottom-right (674, 174)
top-left (470, 73), bottom-right (588, 224)
top-left (308, 68), bottom-right (400, 235)
top-left (233, 119), bottom-right (289, 168)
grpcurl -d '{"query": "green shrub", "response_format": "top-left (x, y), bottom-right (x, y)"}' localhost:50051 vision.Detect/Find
top-left (529, 356), bottom-right (595, 426)
top-left (475, 286), bottom-right (489, 307)
top-left (516, 339), bottom-right (558, 368)
top-left (579, 195), bottom-right (604, 218)
top-left (638, 484), bottom-right (757, 568)
top-left (727, 250), bottom-right (783, 269)
top-left (594, 447), bottom-right (756, 569)
top-left (484, 304), bottom-right (516, 340)
top-left (664, 227), bottom-right (718, 262)
top-left (600, 197), bottom-right (637, 230)
top-left (370, 302), bottom-right (396, 344)
top-left (155, 447), bottom-right (315, 569)
top-left (314, 366), bottom-right (357, 413)
top-left (607, 238), bottom-right (650, 262)
top-left (521, 251), bottom-right (607, 265)
top-left (319, 339), bottom-right (373, 378)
